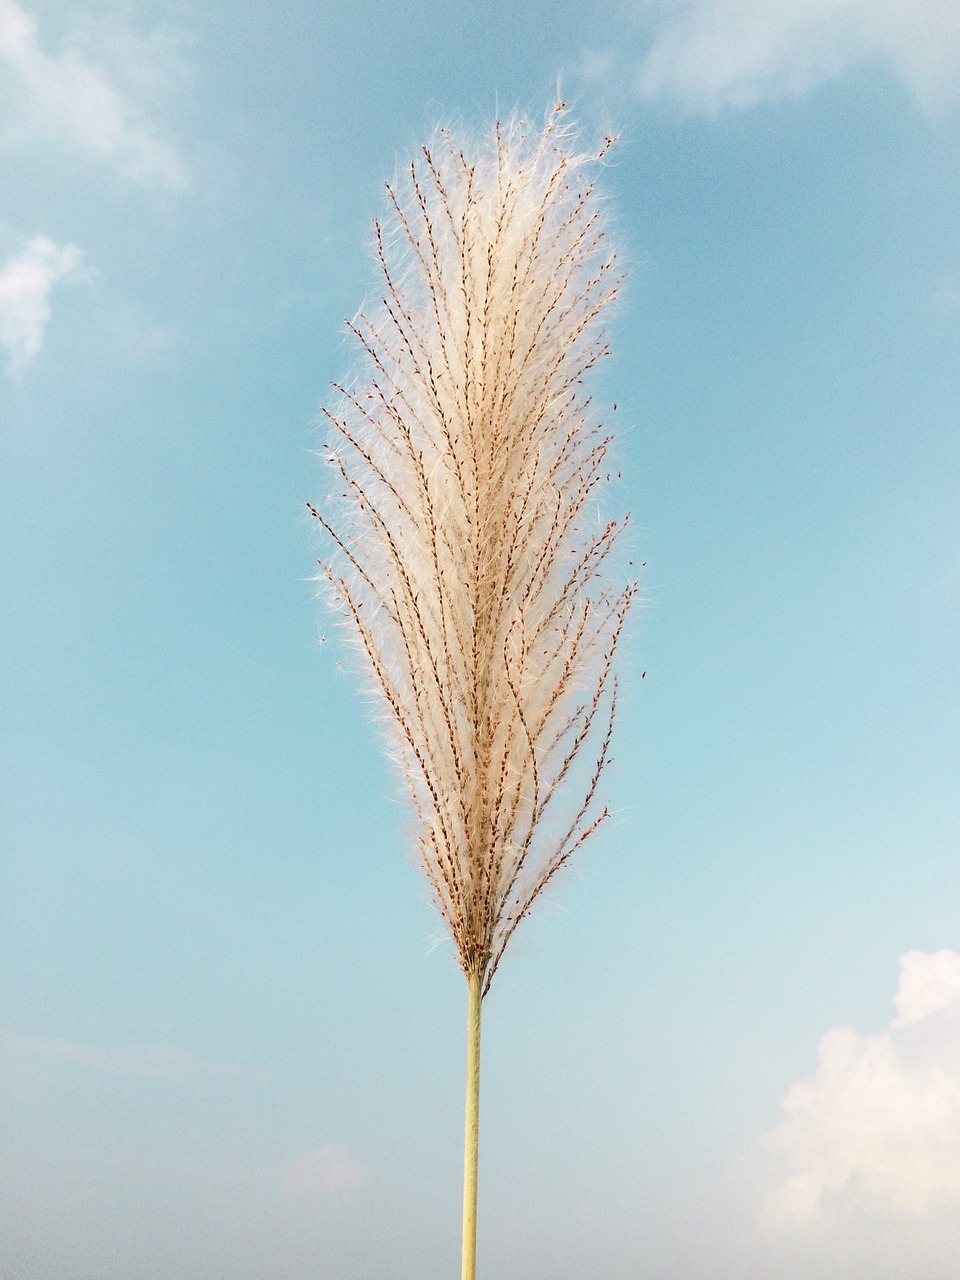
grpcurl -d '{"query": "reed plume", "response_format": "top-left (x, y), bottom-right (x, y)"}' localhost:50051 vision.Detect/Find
top-left (309, 104), bottom-right (635, 1280)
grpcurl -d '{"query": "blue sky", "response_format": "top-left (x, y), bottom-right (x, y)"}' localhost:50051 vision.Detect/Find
top-left (1, 1), bottom-right (959, 1277)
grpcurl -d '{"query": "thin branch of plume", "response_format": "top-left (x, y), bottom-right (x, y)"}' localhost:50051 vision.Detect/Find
top-left (310, 105), bottom-right (636, 996)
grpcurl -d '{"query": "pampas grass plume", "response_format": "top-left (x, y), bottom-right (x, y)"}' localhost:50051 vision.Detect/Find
top-left (309, 103), bottom-right (636, 1280)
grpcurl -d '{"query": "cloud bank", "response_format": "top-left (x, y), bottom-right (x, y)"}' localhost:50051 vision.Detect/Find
top-left (631, 0), bottom-right (960, 115)
top-left (762, 950), bottom-right (960, 1226)
top-left (0, 234), bottom-right (81, 378)
top-left (0, 0), bottom-right (187, 187)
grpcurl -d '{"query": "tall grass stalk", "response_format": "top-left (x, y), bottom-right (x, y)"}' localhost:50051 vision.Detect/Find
top-left (310, 104), bottom-right (635, 1279)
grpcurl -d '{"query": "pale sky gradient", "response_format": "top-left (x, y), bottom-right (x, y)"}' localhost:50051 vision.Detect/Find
top-left (2, 2), bottom-right (959, 1278)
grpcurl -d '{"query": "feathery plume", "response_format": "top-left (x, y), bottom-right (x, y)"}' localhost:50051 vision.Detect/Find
top-left (310, 104), bottom-right (635, 1279)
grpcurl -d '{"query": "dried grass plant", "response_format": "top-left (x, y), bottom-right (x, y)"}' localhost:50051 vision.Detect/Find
top-left (309, 104), bottom-right (636, 1280)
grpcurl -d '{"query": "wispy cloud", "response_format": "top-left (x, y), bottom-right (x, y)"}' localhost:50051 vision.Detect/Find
top-left (0, 234), bottom-right (82, 378)
top-left (1, 1026), bottom-right (265, 1083)
top-left (761, 950), bottom-right (960, 1226)
top-left (618, 0), bottom-right (960, 116)
top-left (0, 0), bottom-right (188, 188)
top-left (279, 1144), bottom-right (365, 1195)
top-left (931, 280), bottom-right (960, 314)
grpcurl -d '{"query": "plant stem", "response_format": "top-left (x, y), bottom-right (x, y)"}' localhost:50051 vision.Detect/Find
top-left (461, 968), bottom-right (482, 1280)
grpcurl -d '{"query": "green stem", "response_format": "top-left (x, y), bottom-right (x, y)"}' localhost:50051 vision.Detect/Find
top-left (460, 968), bottom-right (482, 1280)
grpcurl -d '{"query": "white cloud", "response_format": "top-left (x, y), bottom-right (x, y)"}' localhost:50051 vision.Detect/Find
top-left (761, 950), bottom-right (960, 1227)
top-left (0, 234), bottom-right (82, 378)
top-left (0, 0), bottom-right (187, 187)
top-left (631, 0), bottom-right (960, 115)
top-left (280, 1144), bottom-right (364, 1195)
